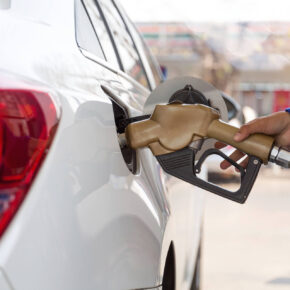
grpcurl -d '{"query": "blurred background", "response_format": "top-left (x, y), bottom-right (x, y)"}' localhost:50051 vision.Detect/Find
top-left (120, 0), bottom-right (290, 289)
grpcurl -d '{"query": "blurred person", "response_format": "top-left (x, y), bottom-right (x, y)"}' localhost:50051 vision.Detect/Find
top-left (216, 109), bottom-right (290, 169)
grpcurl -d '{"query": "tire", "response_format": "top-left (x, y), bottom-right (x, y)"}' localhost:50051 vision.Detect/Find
top-left (190, 245), bottom-right (201, 290)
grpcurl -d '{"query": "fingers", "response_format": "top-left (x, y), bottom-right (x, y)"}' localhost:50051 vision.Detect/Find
top-left (233, 156), bottom-right (249, 172)
top-left (234, 112), bottom-right (290, 142)
top-left (239, 156), bottom-right (249, 169)
top-left (215, 141), bottom-right (226, 149)
top-left (217, 112), bottom-right (290, 171)
top-left (275, 125), bottom-right (290, 148)
top-left (234, 120), bottom-right (264, 142)
top-left (220, 150), bottom-right (245, 170)
top-left (215, 142), bottom-right (248, 170)
top-left (234, 127), bottom-right (249, 142)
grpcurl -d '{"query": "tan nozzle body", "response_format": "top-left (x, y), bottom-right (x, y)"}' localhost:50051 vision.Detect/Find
top-left (125, 104), bottom-right (274, 164)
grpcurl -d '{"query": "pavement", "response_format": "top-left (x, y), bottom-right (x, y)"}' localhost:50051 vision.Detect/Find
top-left (202, 167), bottom-right (290, 290)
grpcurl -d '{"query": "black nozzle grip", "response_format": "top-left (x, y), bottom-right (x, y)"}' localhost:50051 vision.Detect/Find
top-left (156, 148), bottom-right (261, 204)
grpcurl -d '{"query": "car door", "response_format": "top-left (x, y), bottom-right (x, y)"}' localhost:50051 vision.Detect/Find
top-left (79, 1), bottom-right (205, 289)
top-left (76, 0), bottom-right (169, 289)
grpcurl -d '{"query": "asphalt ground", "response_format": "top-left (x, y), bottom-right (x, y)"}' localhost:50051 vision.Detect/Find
top-left (202, 167), bottom-right (290, 290)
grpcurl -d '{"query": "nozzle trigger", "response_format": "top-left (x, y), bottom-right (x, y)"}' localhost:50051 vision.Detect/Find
top-left (195, 148), bottom-right (246, 177)
top-left (157, 148), bottom-right (262, 204)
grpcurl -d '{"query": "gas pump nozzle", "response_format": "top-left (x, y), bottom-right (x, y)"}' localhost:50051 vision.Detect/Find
top-left (269, 146), bottom-right (290, 168)
top-left (125, 102), bottom-right (289, 203)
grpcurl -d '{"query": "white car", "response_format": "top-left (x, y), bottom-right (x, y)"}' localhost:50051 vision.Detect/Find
top-left (0, 0), bottom-right (204, 289)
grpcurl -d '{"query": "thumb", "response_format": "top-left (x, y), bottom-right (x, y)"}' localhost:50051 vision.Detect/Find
top-left (234, 122), bottom-right (258, 142)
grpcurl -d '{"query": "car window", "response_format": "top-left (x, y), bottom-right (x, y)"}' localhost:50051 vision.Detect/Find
top-left (98, 0), bottom-right (150, 89)
top-left (142, 42), bottom-right (163, 87)
top-left (75, 0), bottom-right (105, 59)
top-left (82, 0), bottom-right (119, 68)
top-left (127, 19), bottom-right (163, 87)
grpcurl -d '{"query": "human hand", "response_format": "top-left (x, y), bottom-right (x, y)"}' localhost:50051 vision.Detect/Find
top-left (216, 111), bottom-right (290, 170)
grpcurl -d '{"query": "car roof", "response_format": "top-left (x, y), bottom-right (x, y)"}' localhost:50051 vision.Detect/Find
top-left (1, 0), bottom-right (74, 29)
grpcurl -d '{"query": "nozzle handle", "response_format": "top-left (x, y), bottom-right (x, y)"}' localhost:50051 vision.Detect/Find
top-left (207, 119), bottom-right (275, 164)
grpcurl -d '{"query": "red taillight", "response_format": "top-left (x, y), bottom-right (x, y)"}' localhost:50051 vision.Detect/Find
top-left (0, 89), bottom-right (59, 237)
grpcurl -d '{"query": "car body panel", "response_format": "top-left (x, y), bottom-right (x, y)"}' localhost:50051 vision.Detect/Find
top-left (0, 0), bottom-right (204, 289)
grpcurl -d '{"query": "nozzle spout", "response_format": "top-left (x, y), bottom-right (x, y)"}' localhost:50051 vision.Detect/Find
top-left (269, 146), bottom-right (290, 168)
